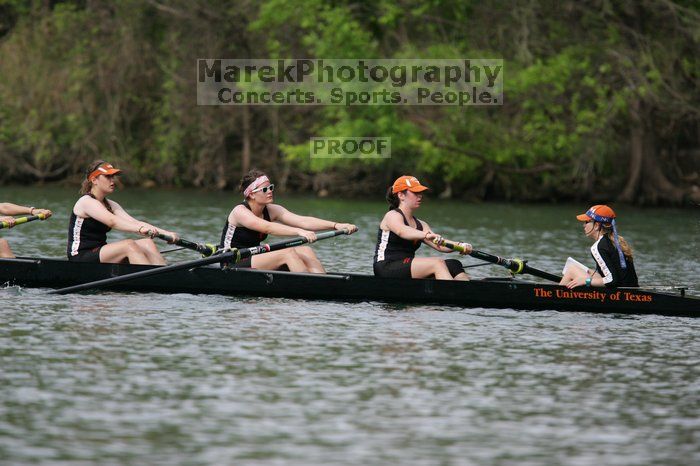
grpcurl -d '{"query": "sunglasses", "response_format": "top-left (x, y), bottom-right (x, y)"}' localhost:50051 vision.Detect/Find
top-left (252, 184), bottom-right (275, 194)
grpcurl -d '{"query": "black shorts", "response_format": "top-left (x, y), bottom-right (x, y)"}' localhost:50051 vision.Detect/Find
top-left (374, 258), bottom-right (464, 279)
top-left (374, 257), bottom-right (413, 278)
top-left (68, 246), bottom-right (103, 263)
top-left (444, 259), bottom-right (465, 277)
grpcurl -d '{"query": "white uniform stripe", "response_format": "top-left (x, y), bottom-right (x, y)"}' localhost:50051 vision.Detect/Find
top-left (591, 238), bottom-right (613, 284)
top-left (376, 230), bottom-right (389, 262)
top-left (70, 217), bottom-right (84, 256)
top-left (224, 224), bottom-right (236, 249)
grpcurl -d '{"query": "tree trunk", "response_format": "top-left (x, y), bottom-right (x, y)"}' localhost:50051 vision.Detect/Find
top-left (271, 108), bottom-right (291, 191)
top-left (216, 139), bottom-right (227, 190)
top-left (640, 139), bottom-right (685, 204)
top-left (618, 99), bottom-right (644, 203)
top-left (617, 100), bottom-right (687, 205)
top-left (241, 106), bottom-right (251, 177)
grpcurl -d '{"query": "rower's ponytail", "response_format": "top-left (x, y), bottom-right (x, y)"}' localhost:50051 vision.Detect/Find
top-left (79, 160), bottom-right (106, 195)
top-left (601, 226), bottom-right (634, 259)
top-left (386, 187), bottom-right (400, 210)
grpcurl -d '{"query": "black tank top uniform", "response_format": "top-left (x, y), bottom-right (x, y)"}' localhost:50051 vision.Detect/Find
top-left (374, 209), bottom-right (423, 264)
top-left (219, 201), bottom-right (270, 267)
top-left (373, 209), bottom-right (463, 279)
top-left (67, 194), bottom-right (112, 262)
top-left (590, 235), bottom-right (639, 287)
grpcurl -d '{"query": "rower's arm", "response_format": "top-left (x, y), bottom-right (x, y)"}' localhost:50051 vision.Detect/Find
top-left (384, 211), bottom-right (427, 241)
top-left (0, 203), bottom-right (52, 221)
top-left (234, 205), bottom-right (308, 237)
top-left (419, 220), bottom-right (452, 252)
top-left (110, 201), bottom-right (178, 239)
top-left (271, 205), bottom-right (335, 230)
top-left (78, 198), bottom-right (149, 234)
top-left (110, 201), bottom-right (140, 223)
top-left (590, 275), bottom-right (605, 287)
top-left (0, 202), bottom-right (33, 216)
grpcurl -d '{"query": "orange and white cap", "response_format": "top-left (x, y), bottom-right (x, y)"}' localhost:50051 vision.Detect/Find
top-left (576, 204), bottom-right (616, 225)
top-left (392, 175), bottom-right (429, 194)
top-left (88, 162), bottom-right (121, 181)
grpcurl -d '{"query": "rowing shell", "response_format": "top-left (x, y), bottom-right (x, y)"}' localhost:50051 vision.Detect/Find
top-left (1, 257), bottom-right (697, 317)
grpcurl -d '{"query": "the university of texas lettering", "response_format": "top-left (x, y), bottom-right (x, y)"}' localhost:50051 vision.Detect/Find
top-left (534, 287), bottom-right (653, 303)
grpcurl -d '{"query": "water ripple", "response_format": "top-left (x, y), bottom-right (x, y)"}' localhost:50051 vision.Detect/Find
top-left (0, 189), bottom-right (698, 465)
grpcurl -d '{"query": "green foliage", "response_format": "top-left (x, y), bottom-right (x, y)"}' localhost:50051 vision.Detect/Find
top-left (0, 0), bottom-right (697, 203)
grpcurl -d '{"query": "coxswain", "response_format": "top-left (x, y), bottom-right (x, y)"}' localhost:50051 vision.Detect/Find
top-left (560, 204), bottom-right (638, 288)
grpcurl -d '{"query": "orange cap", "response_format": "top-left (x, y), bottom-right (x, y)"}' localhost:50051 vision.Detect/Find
top-left (88, 162), bottom-right (121, 181)
top-left (576, 204), bottom-right (616, 224)
top-left (392, 175), bottom-right (429, 194)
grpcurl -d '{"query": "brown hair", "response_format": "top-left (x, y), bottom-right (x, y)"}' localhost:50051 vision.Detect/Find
top-left (239, 169), bottom-right (268, 195)
top-left (601, 225), bottom-right (633, 258)
top-left (386, 186), bottom-right (400, 210)
top-left (79, 160), bottom-right (107, 195)
top-left (79, 160), bottom-right (113, 213)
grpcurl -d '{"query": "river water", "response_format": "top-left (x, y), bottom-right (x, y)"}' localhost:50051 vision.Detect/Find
top-left (1, 186), bottom-right (698, 465)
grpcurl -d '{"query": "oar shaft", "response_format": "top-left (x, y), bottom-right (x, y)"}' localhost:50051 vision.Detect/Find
top-left (441, 240), bottom-right (561, 283)
top-left (462, 262), bottom-right (493, 269)
top-left (518, 264), bottom-right (561, 282)
top-left (50, 229), bottom-right (349, 295)
top-left (227, 229), bottom-right (345, 258)
top-left (0, 214), bottom-right (47, 230)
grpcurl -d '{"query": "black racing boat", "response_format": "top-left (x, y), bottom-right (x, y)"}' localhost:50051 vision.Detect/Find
top-left (1, 257), bottom-right (697, 317)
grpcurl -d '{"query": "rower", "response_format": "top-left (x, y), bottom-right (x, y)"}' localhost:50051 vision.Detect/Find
top-left (560, 204), bottom-right (639, 289)
top-left (373, 175), bottom-right (472, 280)
top-left (219, 169), bottom-right (357, 272)
top-left (67, 160), bottom-right (179, 265)
top-left (0, 203), bottom-right (52, 258)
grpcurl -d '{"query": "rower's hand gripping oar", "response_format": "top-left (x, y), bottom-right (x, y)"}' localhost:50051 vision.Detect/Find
top-left (0, 213), bottom-right (50, 230)
top-left (49, 229), bottom-right (351, 295)
top-left (436, 238), bottom-right (562, 283)
top-left (154, 233), bottom-right (217, 257)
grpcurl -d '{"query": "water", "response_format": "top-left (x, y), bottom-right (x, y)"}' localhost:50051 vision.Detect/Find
top-left (1, 186), bottom-right (699, 465)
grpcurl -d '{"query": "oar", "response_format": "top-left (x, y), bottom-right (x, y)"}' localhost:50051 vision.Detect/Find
top-left (438, 239), bottom-right (561, 282)
top-left (161, 247), bottom-right (187, 254)
top-left (50, 229), bottom-right (350, 295)
top-left (462, 262), bottom-right (493, 269)
top-left (154, 233), bottom-right (217, 257)
top-left (0, 213), bottom-right (49, 230)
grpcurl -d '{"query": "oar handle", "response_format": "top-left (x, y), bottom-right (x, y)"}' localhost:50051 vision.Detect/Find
top-left (154, 233), bottom-right (217, 257)
top-left (439, 238), bottom-right (561, 282)
top-left (436, 239), bottom-right (470, 254)
top-left (439, 238), bottom-right (515, 267)
top-left (0, 213), bottom-right (49, 230)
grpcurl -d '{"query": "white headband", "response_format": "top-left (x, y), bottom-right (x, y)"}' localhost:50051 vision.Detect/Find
top-left (243, 175), bottom-right (270, 198)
